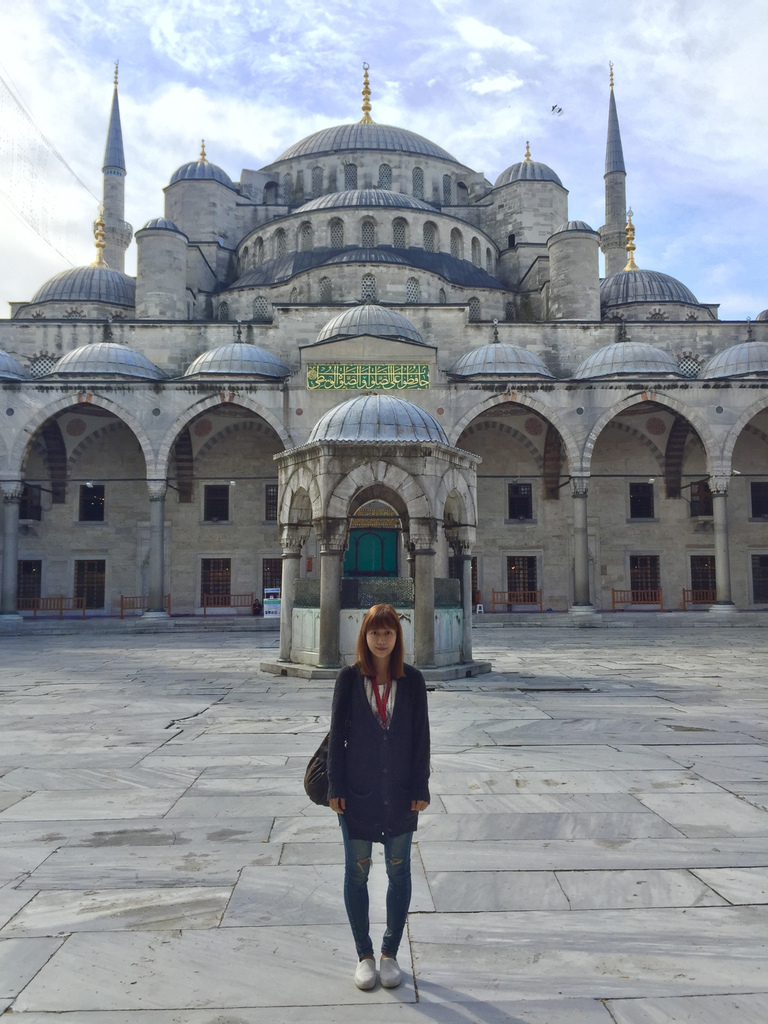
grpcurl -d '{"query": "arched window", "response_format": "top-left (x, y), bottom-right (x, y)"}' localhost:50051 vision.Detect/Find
top-left (439, 288), bottom-right (447, 304)
top-left (361, 219), bottom-right (375, 247)
top-left (241, 246), bottom-right (249, 271)
top-left (299, 222), bottom-right (313, 252)
top-left (471, 237), bottom-right (481, 266)
top-left (412, 166), bottom-right (424, 199)
top-left (378, 164), bottom-right (392, 190)
top-left (319, 277), bottom-right (332, 303)
top-left (330, 218), bottom-right (344, 248)
top-left (312, 166), bottom-right (323, 198)
top-left (344, 163), bottom-right (358, 189)
top-left (406, 277), bottom-right (420, 303)
top-left (451, 228), bottom-right (463, 260)
top-left (295, 170), bottom-right (304, 200)
top-left (253, 296), bottom-right (272, 323)
top-left (485, 247), bottom-right (493, 274)
top-left (361, 273), bottom-right (377, 302)
top-left (290, 287), bottom-right (298, 302)
top-left (281, 174), bottom-right (293, 205)
top-left (218, 301), bottom-right (230, 322)
top-left (274, 229), bottom-right (287, 259)
top-left (263, 181), bottom-right (278, 204)
top-left (392, 218), bottom-right (407, 249)
top-left (468, 296), bottom-right (481, 322)
top-left (255, 237), bottom-right (264, 264)
top-left (423, 222), bottom-right (437, 253)
top-left (442, 174), bottom-right (452, 204)
top-left (505, 300), bottom-right (516, 322)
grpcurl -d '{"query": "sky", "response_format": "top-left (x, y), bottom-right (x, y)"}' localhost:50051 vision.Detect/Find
top-left (0, 0), bottom-right (766, 320)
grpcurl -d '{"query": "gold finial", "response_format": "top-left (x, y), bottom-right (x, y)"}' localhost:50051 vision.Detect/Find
top-left (92, 206), bottom-right (108, 267)
top-left (524, 140), bottom-right (531, 162)
top-left (359, 62), bottom-right (374, 124)
top-left (609, 61), bottom-right (614, 91)
top-left (199, 139), bottom-right (207, 162)
top-left (114, 61), bottom-right (119, 87)
top-left (623, 207), bottom-right (638, 271)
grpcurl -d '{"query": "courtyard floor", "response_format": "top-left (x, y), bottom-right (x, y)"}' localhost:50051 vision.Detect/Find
top-left (1, 626), bottom-right (767, 1023)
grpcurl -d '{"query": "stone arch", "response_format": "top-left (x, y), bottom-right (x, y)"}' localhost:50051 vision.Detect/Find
top-left (9, 394), bottom-right (155, 482)
top-left (156, 395), bottom-right (293, 479)
top-left (457, 419), bottom-right (544, 469)
top-left (193, 418), bottom-right (284, 471)
top-left (722, 395), bottom-right (768, 473)
top-left (67, 421), bottom-right (134, 472)
top-left (279, 464), bottom-right (323, 522)
top-left (327, 461), bottom-right (431, 521)
top-left (583, 392), bottom-right (719, 477)
top-left (602, 420), bottom-right (666, 472)
top-left (435, 467), bottom-right (476, 526)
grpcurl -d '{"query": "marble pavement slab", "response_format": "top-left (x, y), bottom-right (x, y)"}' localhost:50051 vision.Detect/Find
top-left (606, 992), bottom-right (768, 1023)
top-left (0, 790), bottom-right (186, 821)
top-left (430, 768), bottom-right (722, 795)
top-left (634, 792), bottom-right (768, 836)
top-left (555, 868), bottom-right (728, 909)
top-left (426, 869), bottom-right (569, 912)
top-left (415, 810), bottom-right (681, 842)
top-left (691, 866), bottom-right (768, 904)
top-left (0, 936), bottom-right (64, 999)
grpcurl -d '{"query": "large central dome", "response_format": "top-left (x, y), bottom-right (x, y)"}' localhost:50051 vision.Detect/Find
top-left (275, 122), bottom-right (460, 164)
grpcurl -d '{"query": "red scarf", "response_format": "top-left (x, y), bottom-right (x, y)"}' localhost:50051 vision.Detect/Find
top-left (371, 678), bottom-right (391, 726)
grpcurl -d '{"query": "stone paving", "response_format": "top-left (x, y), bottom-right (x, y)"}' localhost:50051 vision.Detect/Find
top-left (1, 626), bottom-right (767, 1023)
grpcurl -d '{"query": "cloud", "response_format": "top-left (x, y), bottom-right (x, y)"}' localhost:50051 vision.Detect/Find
top-left (469, 74), bottom-right (524, 95)
top-left (454, 17), bottom-right (539, 56)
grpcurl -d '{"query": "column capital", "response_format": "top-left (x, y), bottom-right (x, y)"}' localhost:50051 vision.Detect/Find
top-left (281, 524), bottom-right (309, 555)
top-left (314, 516), bottom-right (347, 554)
top-left (410, 517), bottom-right (438, 549)
top-left (571, 475), bottom-right (589, 498)
top-left (1, 481), bottom-right (23, 502)
top-left (147, 479), bottom-right (168, 502)
top-left (445, 524), bottom-right (476, 555)
top-left (711, 478), bottom-right (729, 496)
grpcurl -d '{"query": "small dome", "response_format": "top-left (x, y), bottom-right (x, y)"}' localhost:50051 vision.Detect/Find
top-left (756, 310), bottom-right (768, 322)
top-left (140, 218), bottom-right (185, 234)
top-left (276, 123), bottom-right (459, 164)
top-left (308, 395), bottom-right (448, 444)
top-left (184, 344), bottom-right (290, 378)
top-left (30, 265), bottom-right (135, 307)
top-left (553, 220), bottom-right (596, 234)
top-left (702, 342), bottom-right (768, 378)
top-left (495, 160), bottom-right (563, 187)
top-left (170, 157), bottom-right (234, 189)
top-left (449, 344), bottom-right (554, 378)
top-left (48, 343), bottom-right (164, 380)
top-left (0, 350), bottom-right (30, 381)
top-left (295, 189), bottom-right (436, 214)
top-left (317, 306), bottom-right (424, 346)
top-left (573, 342), bottom-right (683, 380)
top-left (601, 269), bottom-right (698, 307)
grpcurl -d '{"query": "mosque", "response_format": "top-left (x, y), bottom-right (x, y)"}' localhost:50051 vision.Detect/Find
top-left (1, 64), bottom-right (768, 668)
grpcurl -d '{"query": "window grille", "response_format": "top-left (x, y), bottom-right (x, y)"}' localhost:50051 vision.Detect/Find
top-left (17, 560), bottom-right (42, 601)
top-left (505, 301), bottom-right (516, 322)
top-left (378, 164), bottom-right (392, 189)
top-left (300, 223), bottom-right (313, 251)
top-left (751, 482), bottom-right (768, 518)
top-left (629, 482), bottom-right (655, 518)
top-left (442, 174), bottom-right (452, 204)
top-left (218, 302), bottom-right (230, 322)
top-left (412, 167), bottom-right (424, 199)
top-left (451, 228), bottom-right (463, 260)
top-left (253, 296), bottom-right (271, 322)
top-left (344, 164), bottom-right (358, 189)
top-left (265, 483), bottom-right (278, 521)
top-left (471, 238), bottom-right (481, 266)
top-left (361, 273), bottom-right (377, 302)
top-left (312, 166), bottom-right (323, 197)
top-left (630, 554), bottom-right (660, 591)
top-left (691, 554), bottom-right (716, 591)
top-left (438, 288), bottom-right (447, 304)
top-left (290, 287), bottom-right (298, 302)
top-left (201, 557), bottom-right (231, 603)
top-left (204, 485), bottom-right (230, 522)
top-left (393, 219), bottom-right (406, 248)
top-left (263, 558), bottom-right (282, 593)
top-left (29, 355), bottom-right (58, 377)
top-left (423, 222), bottom-right (436, 252)
top-left (507, 555), bottom-right (537, 592)
top-left (274, 230), bottom-right (286, 259)
top-left (281, 174), bottom-right (293, 205)
top-left (508, 483), bottom-right (533, 520)
top-left (467, 297), bottom-right (480, 322)
top-left (74, 559), bottom-right (106, 609)
top-left (690, 480), bottom-right (713, 517)
top-left (319, 277), bottom-right (332, 302)
top-left (79, 484), bottom-right (105, 522)
top-left (678, 356), bottom-right (701, 378)
top-left (330, 219), bottom-right (344, 248)
top-left (406, 277), bottom-right (420, 303)
top-left (361, 219), bottom-right (375, 247)
top-left (19, 485), bottom-right (42, 521)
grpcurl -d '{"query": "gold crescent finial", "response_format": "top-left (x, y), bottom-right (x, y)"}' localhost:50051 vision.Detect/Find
top-left (609, 61), bottom-right (614, 90)
top-left (114, 61), bottom-right (119, 87)
top-left (524, 140), bottom-right (531, 162)
top-left (92, 206), bottom-right (108, 267)
top-left (200, 139), bottom-right (207, 161)
top-left (360, 62), bottom-right (374, 124)
top-left (623, 208), bottom-right (638, 271)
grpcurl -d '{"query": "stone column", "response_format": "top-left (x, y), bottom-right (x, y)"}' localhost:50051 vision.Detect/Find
top-left (145, 481), bottom-right (169, 616)
top-left (447, 527), bottom-right (476, 665)
top-left (571, 477), bottom-right (593, 608)
top-left (279, 526), bottom-right (308, 662)
top-left (1, 482), bottom-right (23, 617)
top-left (412, 519), bottom-right (437, 668)
top-left (710, 480), bottom-right (735, 611)
top-left (317, 517), bottom-right (347, 668)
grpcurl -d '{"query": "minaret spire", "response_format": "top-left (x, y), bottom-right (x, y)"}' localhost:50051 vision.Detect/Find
top-left (623, 208), bottom-right (639, 271)
top-left (359, 63), bottom-right (374, 124)
top-left (600, 62), bottom-right (628, 277)
top-left (98, 62), bottom-right (132, 273)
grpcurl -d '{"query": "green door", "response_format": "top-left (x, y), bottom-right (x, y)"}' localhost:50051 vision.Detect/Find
top-left (344, 528), bottom-right (398, 577)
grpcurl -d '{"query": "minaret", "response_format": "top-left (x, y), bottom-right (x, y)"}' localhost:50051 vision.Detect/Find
top-left (359, 62), bottom-right (374, 123)
top-left (600, 63), bottom-right (627, 277)
top-left (99, 62), bottom-right (132, 272)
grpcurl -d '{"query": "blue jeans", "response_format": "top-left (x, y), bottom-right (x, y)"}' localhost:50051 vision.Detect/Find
top-left (339, 815), bottom-right (413, 958)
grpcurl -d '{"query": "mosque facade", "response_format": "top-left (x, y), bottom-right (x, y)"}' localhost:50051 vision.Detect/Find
top-left (2, 66), bottom-right (768, 662)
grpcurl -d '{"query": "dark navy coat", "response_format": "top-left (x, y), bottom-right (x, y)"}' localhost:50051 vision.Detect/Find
top-left (327, 664), bottom-right (430, 843)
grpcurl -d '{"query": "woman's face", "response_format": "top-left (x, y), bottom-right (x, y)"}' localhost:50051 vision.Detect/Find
top-left (366, 626), bottom-right (397, 663)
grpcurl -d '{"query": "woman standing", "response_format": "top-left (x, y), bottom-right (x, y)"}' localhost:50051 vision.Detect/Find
top-left (327, 603), bottom-right (430, 991)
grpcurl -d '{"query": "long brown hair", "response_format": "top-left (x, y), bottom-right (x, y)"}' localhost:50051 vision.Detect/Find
top-left (355, 603), bottom-right (405, 680)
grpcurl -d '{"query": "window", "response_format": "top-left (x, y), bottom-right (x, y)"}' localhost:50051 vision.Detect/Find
top-left (361, 219), bottom-right (375, 247)
top-left (319, 277), bottom-right (332, 302)
top-left (485, 248), bottom-right (493, 273)
top-left (752, 554), bottom-right (768, 602)
top-left (344, 163), bottom-right (358, 189)
top-left (507, 555), bottom-right (537, 592)
top-left (423, 222), bottom-right (437, 253)
top-left (438, 288), bottom-right (447, 304)
top-left (281, 174), bottom-right (293, 205)
top-left (751, 482), bottom-right (768, 518)
top-left (295, 170), bottom-right (304, 200)
top-left (507, 233), bottom-right (516, 248)
top-left (406, 277), bottom-right (420, 303)
top-left (467, 297), bottom-right (481, 322)
top-left (456, 182), bottom-right (468, 205)
top-left (204, 484), bottom-right (230, 522)
top-left (255, 237), bottom-right (264, 264)
top-left (79, 484), bottom-right (105, 522)
top-left (505, 301), bottom-right (516, 322)
top-left (218, 302), bottom-right (230, 322)
top-left (450, 227), bottom-right (463, 259)
top-left (361, 273), bottom-right (377, 302)
top-left (299, 223), bottom-right (313, 251)
top-left (442, 174), bottom-right (452, 204)
top-left (265, 483), bottom-right (278, 521)
top-left (241, 246), bottom-right (249, 271)
top-left (19, 485), bottom-right (42, 521)
top-left (274, 229), bottom-right (287, 259)
top-left (330, 218), bottom-right (344, 248)
top-left (253, 296), bottom-right (271, 322)
top-left (17, 560), bottom-right (42, 602)
top-left (508, 483), bottom-right (533, 520)
top-left (629, 482), bottom-right (655, 519)
top-left (312, 166), bottom-right (323, 197)
top-left (630, 554), bottom-right (660, 592)
top-left (448, 555), bottom-right (477, 596)
top-left (74, 559), bottom-right (106, 609)
top-left (263, 558), bottom-right (282, 594)
top-left (412, 167), bottom-right (424, 199)
top-left (690, 480), bottom-right (713, 517)
top-left (378, 164), bottom-right (392, 189)
top-left (290, 287), bottom-right (298, 302)
top-left (392, 218), bottom-right (407, 248)
top-left (691, 554), bottom-right (716, 591)
top-left (471, 237), bottom-right (481, 266)
top-left (201, 557), bottom-right (231, 605)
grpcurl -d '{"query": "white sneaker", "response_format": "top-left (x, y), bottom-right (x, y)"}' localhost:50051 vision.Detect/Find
top-left (354, 956), bottom-right (377, 990)
top-left (379, 956), bottom-right (402, 988)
